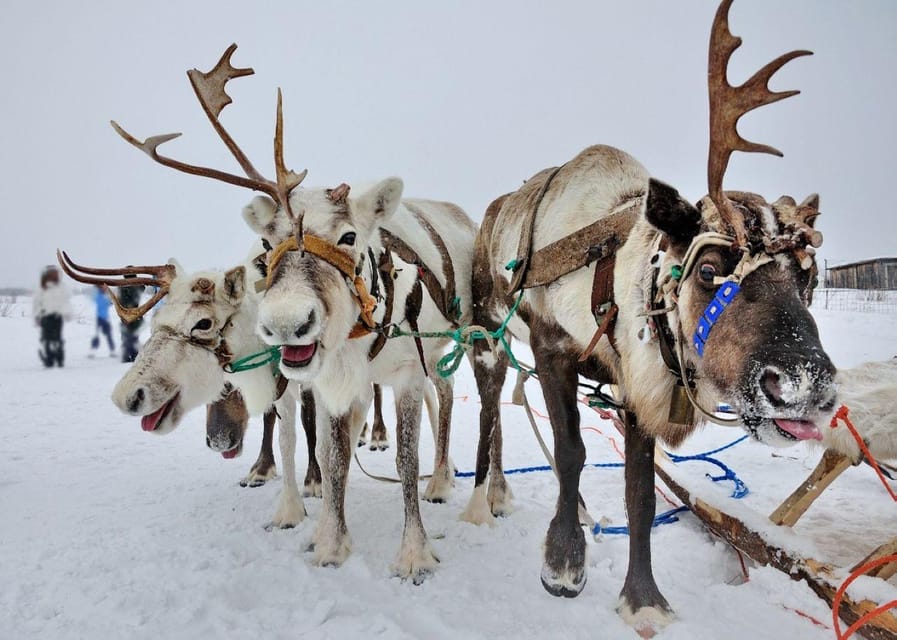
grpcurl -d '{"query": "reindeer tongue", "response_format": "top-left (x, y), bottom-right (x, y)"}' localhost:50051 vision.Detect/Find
top-left (282, 344), bottom-right (316, 363)
top-left (773, 418), bottom-right (823, 441)
top-left (141, 397), bottom-right (175, 432)
top-left (221, 447), bottom-right (240, 459)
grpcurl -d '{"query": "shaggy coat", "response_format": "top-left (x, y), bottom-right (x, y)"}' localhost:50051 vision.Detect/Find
top-left (462, 145), bottom-right (836, 633)
top-left (250, 179), bottom-right (476, 582)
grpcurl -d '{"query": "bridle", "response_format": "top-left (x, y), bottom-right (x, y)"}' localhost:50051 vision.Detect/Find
top-left (266, 233), bottom-right (378, 339)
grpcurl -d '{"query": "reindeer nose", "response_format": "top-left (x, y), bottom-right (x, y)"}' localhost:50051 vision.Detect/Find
top-left (757, 352), bottom-right (837, 412)
top-left (759, 367), bottom-right (785, 407)
top-left (205, 435), bottom-right (212, 449)
top-left (293, 310), bottom-right (315, 339)
top-left (127, 387), bottom-right (146, 413)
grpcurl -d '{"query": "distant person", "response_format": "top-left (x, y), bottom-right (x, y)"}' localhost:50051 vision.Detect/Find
top-left (118, 273), bottom-right (145, 363)
top-left (90, 285), bottom-right (116, 358)
top-left (32, 265), bottom-right (72, 368)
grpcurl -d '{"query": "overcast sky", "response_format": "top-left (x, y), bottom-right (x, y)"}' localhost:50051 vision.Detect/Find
top-left (2, 1), bottom-right (894, 289)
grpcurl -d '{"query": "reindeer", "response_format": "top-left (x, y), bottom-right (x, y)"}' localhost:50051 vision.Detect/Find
top-left (459, 0), bottom-right (836, 634)
top-left (59, 249), bottom-right (319, 528)
top-left (102, 47), bottom-right (471, 581)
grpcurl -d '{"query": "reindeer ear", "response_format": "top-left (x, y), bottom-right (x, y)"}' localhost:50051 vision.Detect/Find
top-left (242, 195), bottom-right (278, 235)
top-left (645, 178), bottom-right (702, 255)
top-left (357, 177), bottom-right (403, 225)
top-left (167, 258), bottom-right (185, 278)
top-left (222, 266), bottom-right (246, 306)
top-left (798, 194), bottom-right (820, 227)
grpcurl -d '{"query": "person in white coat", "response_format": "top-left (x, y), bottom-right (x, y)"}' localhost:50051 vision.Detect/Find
top-left (32, 265), bottom-right (73, 367)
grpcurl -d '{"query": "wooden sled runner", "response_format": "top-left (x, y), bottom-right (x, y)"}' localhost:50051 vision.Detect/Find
top-left (654, 445), bottom-right (897, 640)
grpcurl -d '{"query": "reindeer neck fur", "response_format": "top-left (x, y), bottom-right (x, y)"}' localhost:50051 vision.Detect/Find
top-left (614, 218), bottom-right (710, 445)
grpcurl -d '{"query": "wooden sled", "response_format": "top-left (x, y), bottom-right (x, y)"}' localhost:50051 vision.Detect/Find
top-left (654, 447), bottom-right (897, 640)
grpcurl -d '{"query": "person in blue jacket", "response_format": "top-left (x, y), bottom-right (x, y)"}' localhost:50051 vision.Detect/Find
top-left (90, 285), bottom-right (116, 357)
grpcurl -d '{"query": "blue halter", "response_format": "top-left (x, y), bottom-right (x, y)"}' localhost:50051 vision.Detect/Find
top-left (692, 280), bottom-right (741, 356)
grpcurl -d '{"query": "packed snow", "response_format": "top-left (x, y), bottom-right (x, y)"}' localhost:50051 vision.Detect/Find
top-left (2, 292), bottom-right (896, 639)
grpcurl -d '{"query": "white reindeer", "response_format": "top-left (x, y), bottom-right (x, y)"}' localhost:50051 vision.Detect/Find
top-left (249, 180), bottom-right (475, 582)
top-left (59, 248), bottom-right (314, 528)
top-left (104, 45), bottom-right (473, 581)
top-left (822, 358), bottom-right (897, 463)
top-left (460, 2), bottom-right (837, 635)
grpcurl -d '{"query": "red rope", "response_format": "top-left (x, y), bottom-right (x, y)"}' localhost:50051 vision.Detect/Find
top-left (828, 405), bottom-right (897, 638)
top-left (830, 405), bottom-right (897, 502)
top-left (783, 605), bottom-right (830, 630)
top-left (832, 554), bottom-right (897, 640)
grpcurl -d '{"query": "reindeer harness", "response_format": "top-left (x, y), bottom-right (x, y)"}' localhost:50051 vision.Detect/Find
top-left (506, 165), bottom-right (642, 360)
top-left (264, 221), bottom-right (461, 372)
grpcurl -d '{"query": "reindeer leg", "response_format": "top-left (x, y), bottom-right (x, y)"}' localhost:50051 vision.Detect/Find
top-left (617, 411), bottom-right (674, 635)
top-left (270, 395), bottom-right (305, 528)
top-left (533, 339), bottom-right (587, 598)
top-left (392, 383), bottom-right (439, 584)
top-left (309, 394), bottom-right (355, 567)
top-left (423, 375), bottom-right (454, 503)
top-left (460, 334), bottom-right (510, 526)
top-left (300, 389), bottom-right (322, 498)
top-left (241, 408), bottom-right (277, 488)
top-left (369, 383), bottom-right (390, 451)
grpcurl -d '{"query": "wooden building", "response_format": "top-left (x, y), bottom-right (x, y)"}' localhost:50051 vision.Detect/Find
top-left (826, 257), bottom-right (897, 290)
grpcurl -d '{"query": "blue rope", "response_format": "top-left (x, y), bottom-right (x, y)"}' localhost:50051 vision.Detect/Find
top-left (592, 506), bottom-right (690, 536)
top-left (452, 435), bottom-right (750, 535)
top-left (666, 435), bottom-right (750, 499)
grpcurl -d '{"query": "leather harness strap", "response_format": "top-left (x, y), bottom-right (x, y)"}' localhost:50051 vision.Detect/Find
top-left (367, 251), bottom-right (396, 361)
top-left (273, 373), bottom-right (290, 402)
top-left (508, 164), bottom-right (566, 294)
top-left (404, 278), bottom-right (429, 376)
top-left (404, 205), bottom-right (459, 319)
top-left (578, 249), bottom-right (621, 361)
top-left (521, 205), bottom-right (640, 290)
top-left (505, 170), bottom-right (642, 358)
top-left (379, 228), bottom-right (459, 326)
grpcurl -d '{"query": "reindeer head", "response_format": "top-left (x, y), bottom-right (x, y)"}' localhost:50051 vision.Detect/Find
top-left (642, 0), bottom-right (835, 446)
top-left (109, 265), bottom-right (247, 434)
top-left (59, 250), bottom-right (248, 433)
top-left (246, 178), bottom-right (403, 382)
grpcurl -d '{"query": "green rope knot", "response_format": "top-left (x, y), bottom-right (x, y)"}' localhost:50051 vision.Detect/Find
top-left (505, 258), bottom-right (521, 271)
top-left (224, 346), bottom-right (281, 374)
top-left (670, 265), bottom-right (683, 281)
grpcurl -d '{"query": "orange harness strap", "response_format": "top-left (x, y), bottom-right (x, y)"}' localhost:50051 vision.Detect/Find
top-left (267, 235), bottom-right (377, 337)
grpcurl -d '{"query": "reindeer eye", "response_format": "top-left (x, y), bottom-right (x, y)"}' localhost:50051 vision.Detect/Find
top-left (699, 264), bottom-right (717, 283)
top-left (338, 232), bottom-right (356, 246)
top-left (192, 319), bottom-right (213, 332)
top-left (262, 239), bottom-right (273, 252)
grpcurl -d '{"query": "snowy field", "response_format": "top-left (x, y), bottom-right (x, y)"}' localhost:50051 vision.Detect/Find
top-left (2, 292), bottom-right (896, 640)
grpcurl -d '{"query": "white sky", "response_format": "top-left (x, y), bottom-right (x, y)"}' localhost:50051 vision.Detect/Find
top-left (2, 0), bottom-right (895, 289)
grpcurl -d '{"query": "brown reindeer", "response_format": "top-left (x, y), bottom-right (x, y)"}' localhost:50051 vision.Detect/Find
top-left (460, 0), bottom-right (836, 634)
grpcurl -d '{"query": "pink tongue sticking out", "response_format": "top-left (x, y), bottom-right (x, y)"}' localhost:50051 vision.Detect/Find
top-left (282, 344), bottom-right (315, 362)
top-left (141, 401), bottom-right (170, 432)
top-left (221, 447), bottom-right (240, 459)
top-left (774, 418), bottom-right (823, 441)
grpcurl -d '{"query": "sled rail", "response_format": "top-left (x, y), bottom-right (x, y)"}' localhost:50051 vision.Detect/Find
top-left (655, 453), bottom-right (897, 640)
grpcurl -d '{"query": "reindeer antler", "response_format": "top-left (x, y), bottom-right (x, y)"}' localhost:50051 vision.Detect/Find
top-left (112, 44), bottom-right (306, 221)
top-left (57, 250), bottom-right (176, 324)
top-left (707, 0), bottom-right (812, 247)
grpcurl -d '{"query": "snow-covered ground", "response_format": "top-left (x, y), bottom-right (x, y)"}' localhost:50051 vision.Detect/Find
top-left (2, 292), bottom-right (895, 640)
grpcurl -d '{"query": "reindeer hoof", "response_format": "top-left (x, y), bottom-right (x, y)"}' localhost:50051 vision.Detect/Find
top-left (264, 521), bottom-right (296, 532)
top-left (303, 480), bottom-right (322, 498)
top-left (540, 565), bottom-right (586, 598)
top-left (240, 478), bottom-right (267, 488)
top-left (616, 598), bottom-right (675, 638)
